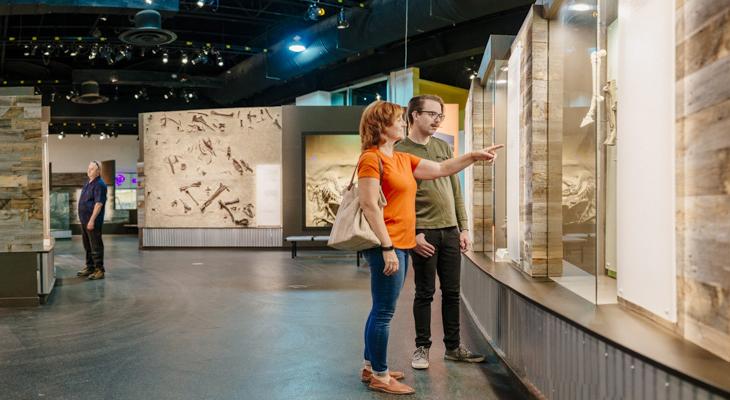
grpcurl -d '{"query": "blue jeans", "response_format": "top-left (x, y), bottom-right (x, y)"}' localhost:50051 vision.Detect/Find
top-left (363, 248), bottom-right (409, 373)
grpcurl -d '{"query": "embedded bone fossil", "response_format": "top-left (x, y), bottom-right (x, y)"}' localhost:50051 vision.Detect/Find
top-left (218, 200), bottom-right (250, 226)
top-left (200, 183), bottom-right (230, 212)
top-left (211, 110), bottom-right (234, 117)
top-left (201, 138), bottom-right (216, 156)
top-left (239, 159), bottom-right (253, 173)
top-left (241, 203), bottom-right (255, 218)
top-left (192, 114), bottom-right (215, 131)
top-left (161, 116), bottom-right (181, 127)
top-left (179, 182), bottom-right (202, 192)
top-left (232, 159), bottom-right (244, 175)
top-left (184, 190), bottom-right (199, 206)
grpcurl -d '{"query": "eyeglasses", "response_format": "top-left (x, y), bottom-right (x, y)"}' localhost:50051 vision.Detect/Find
top-left (417, 110), bottom-right (445, 121)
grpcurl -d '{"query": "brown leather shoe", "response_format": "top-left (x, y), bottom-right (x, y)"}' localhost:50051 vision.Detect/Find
top-left (361, 368), bottom-right (405, 382)
top-left (367, 376), bottom-right (415, 395)
top-left (77, 267), bottom-right (94, 277)
top-left (88, 269), bottom-right (105, 280)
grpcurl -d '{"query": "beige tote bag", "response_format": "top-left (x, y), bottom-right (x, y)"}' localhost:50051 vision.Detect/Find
top-left (327, 156), bottom-right (385, 251)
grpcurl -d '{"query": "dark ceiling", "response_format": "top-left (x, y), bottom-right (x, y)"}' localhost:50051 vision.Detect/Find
top-left (0, 0), bottom-right (532, 135)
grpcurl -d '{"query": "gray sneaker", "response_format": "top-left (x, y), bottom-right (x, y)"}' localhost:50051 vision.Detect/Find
top-left (411, 346), bottom-right (429, 369)
top-left (444, 344), bottom-right (485, 363)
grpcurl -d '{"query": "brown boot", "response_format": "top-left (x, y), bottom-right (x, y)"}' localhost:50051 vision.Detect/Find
top-left (77, 267), bottom-right (95, 277)
top-left (368, 376), bottom-right (415, 395)
top-left (88, 269), bottom-right (105, 280)
top-left (361, 368), bottom-right (405, 382)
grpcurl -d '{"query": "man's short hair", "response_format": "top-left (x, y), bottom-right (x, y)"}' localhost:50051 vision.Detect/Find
top-left (406, 94), bottom-right (445, 124)
top-left (91, 160), bottom-right (101, 170)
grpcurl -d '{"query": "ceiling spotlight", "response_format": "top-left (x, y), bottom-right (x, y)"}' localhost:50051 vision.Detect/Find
top-left (43, 44), bottom-right (52, 56)
top-left (288, 35), bottom-right (306, 53)
top-left (306, 2), bottom-right (326, 21)
top-left (145, 0), bottom-right (153, 4)
top-left (161, 51), bottom-right (169, 63)
top-left (23, 45), bottom-right (30, 56)
top-left (89, 46), bottom-right (98, 60)
top-left (100, 131), bottom-right (106, 140)
top-left (337, 8), bottom-right (350, 29)
top-left (181, 52), bottom-right (189, 64)
top-left (217, 55), bottom-right (224, 67)
top-left (191, 51), bottom-right (208, 65)
top-left (163, 89), bottom-right (174, 99)
top-left (197, 0), bottom-right (205, 7)
top-left (58, 131), bottom-right (65, 140)
top-left (569, 3), bottom-right (592, 11)
top-left (469, 72), bottom-right (478, 80)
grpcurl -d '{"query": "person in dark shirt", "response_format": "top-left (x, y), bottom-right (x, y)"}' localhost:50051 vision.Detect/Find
top-left (76, 160), bottom-right (108, 280)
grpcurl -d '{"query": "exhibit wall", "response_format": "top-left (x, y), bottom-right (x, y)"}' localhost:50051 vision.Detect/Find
top-left (282, 105), bottom-right (365, 242)
top-left (49, 135), bottom-right (138, 173)
top-left (138, 107), bottom-right (283, 247)
top-left (303, 133), bottom-right (360, 228)
top-left (675, 0), bottom-right (730, 362)
top-left (0, 95), bottom-right (45, 252)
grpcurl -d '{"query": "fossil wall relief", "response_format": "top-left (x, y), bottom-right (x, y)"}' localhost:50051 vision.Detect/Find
top-left (142, 107), bottom-right (282, 228)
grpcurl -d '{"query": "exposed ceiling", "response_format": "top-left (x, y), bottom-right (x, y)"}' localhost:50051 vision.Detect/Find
top-left (0, 0), bottom-right (532, 135)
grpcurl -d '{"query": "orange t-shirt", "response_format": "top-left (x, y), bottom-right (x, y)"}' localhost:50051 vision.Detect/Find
top-left (357, 147), bottom-right (421, 249)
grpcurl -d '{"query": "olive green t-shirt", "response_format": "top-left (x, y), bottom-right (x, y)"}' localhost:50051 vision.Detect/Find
top-left (395, 136), bottom-right (468, 230)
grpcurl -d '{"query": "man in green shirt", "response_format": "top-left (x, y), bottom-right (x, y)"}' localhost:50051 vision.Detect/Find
top-left (396, 95), bottom-right (486, 369)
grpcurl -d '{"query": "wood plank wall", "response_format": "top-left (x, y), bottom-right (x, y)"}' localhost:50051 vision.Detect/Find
top-left (676, 0), bottom-right (730, 362)
top-left (512, 6), bottom-right (561, 277)
top-left (0, 95), bottom-right (44, 252)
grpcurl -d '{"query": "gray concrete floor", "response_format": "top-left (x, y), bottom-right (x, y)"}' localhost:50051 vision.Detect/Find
top-left (0, 235), bottom-right (531, 400)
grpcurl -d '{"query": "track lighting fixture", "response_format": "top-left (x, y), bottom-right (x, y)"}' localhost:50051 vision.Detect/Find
top-left (162, 51), bottom-right (169, 63)
top-left (306, 2), bottom-right (326, 21)
top-left (181, 52), bottom-right (189, 65)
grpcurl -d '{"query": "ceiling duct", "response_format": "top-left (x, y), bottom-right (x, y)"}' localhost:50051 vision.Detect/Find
top-left (209, 0), bottom-right (534, 105)
top-left (71, 81), bottom-right (109, 104)
top-left (119, 10), bottom-right (177, 47)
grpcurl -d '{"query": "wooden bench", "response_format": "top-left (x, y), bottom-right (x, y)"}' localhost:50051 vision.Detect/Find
top-left (285, 235), bottom-right (361, 266)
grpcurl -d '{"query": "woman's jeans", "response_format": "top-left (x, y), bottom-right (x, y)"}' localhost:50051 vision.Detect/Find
top-left (363, 248), bottom-right (409, 373)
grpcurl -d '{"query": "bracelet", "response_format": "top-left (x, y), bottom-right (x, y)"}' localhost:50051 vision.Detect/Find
top-left (381, 245), bottom-right (395, 252)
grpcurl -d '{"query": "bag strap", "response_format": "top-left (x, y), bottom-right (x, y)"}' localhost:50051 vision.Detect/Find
top-left (348, 152), bottom-right (384, 190)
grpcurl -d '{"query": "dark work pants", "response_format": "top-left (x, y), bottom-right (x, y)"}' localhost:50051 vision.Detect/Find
top-left (411, 227), bottom-right (461, 350)
top-left (81, 223), bottom-right (104, 271)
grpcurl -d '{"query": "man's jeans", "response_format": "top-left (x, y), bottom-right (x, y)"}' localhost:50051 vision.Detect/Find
top-left (81, 223), bottom-right (104, 271)
top-left (363, 248), bottom-right (409, 373)
top-left (411, 227), bottom-right (461, 350)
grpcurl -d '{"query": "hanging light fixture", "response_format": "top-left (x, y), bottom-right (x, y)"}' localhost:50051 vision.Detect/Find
top-left (337, 8), bottom-right (350, 30)
top-left (288, 35), bottom-right (306, 53)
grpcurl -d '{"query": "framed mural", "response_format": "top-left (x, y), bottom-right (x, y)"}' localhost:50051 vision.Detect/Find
top-left (303, 133), bottom-right (360, 229)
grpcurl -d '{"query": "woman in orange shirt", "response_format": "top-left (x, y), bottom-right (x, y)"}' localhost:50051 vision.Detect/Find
top-left (357, 101), bottom-right (502, 395)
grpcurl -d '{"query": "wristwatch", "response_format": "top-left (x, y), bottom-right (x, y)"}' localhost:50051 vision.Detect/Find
top-left (381, 245), bottom-right (395, 252)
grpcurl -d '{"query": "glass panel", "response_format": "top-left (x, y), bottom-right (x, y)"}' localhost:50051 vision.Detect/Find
top-left (493, 60), bottom-right (509, 253)
top-left (351, 80), bottom-right (387, 105)
top-left (50, 191), bottom-right (70, 232)
top-left (548, 0), bottom-right (599, 304)
top-left (331, 91), bottom-right (346, 106)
